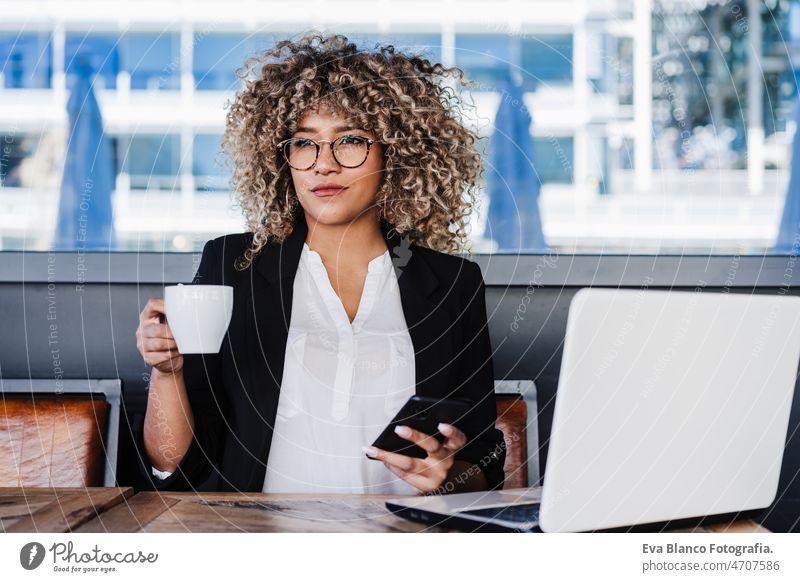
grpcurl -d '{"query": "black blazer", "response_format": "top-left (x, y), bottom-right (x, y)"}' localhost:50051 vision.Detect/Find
top-left (136, 211), bottom-right (506, 492)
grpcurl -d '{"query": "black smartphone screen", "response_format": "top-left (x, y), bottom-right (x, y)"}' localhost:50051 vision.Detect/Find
top-left (369, 395), bottom-right (473, 459)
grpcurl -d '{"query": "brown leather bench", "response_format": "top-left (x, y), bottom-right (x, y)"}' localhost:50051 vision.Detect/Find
top-left (0, 395), bottom-right (110, 487)
top-left (495, 394), bottom-right (529, 489)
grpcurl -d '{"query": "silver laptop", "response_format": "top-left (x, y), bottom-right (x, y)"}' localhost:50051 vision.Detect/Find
top-left (387, 288), bottom-right (800, 532)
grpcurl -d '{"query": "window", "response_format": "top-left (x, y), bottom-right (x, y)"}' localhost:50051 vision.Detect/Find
top-left (454, 33), bottom-right (574, 89)
top-left (350, 33), bottom-right (442, 64)
top-left (125, 32), bottom-right (181, 90)
top-left (0, 33), bottom-right (52, 89)
top-left (520, 34), bottom-right (573, 89)
top-left (1, 3), bottom-right (800, 256)
top-left (455, 34), bottom-right (513, 88)
top-left (193, 134), bottom-right (229, 191)
top-left (533, 136), bottom-right (574, 184)
top-left (123, 134), bottom-right (181, 191)
top-left (65, 33), bottom-right (120, 90)
top-left (0, 132), bottom-right (40, 188)
top-left (193, 33), bottom-right (287, 91)
top-left (613, 36), bottom-right (634, 106)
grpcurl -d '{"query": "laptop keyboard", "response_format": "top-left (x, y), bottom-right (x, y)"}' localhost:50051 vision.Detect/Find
top-left (460, 502), bottom-right (540, 524)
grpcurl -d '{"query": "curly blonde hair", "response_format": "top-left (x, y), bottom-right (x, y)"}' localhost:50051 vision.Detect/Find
top-left (220, 32), bottom-right (484, 270)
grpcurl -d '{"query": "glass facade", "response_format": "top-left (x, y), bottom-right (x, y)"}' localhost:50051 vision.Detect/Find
top-left (1, 1), bottom-right (800, 254)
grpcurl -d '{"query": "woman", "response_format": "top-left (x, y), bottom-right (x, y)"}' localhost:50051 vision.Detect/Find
top-left (134, 33), bottom-right (506, 494)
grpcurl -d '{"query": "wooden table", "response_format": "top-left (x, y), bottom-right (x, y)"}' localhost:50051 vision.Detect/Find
top-left (75, 491), bottom-right (454, 533)
top-left (75, 491), bottom-right (771, 533)
top-left (0, 488), bottom-right (771, 533)
top-left (0, 487), bottom-right (133, 533)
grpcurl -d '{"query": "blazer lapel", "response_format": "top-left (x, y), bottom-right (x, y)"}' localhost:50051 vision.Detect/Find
top-left (241, 213), bottom-right (307, 488)
top-left (381, 221), bottom-right (456, 399)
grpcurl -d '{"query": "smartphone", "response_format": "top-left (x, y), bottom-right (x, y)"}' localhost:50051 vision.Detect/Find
top-left (369, 395), bottom-right (473, 459)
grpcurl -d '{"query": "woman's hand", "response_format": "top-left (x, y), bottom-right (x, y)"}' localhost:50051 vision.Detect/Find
top-left (136, 298), bottom-right (184, 376)
top-left (363, 423), bottom-right (477, 494)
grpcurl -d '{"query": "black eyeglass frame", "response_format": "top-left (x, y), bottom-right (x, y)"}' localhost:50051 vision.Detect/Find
top-left (276, 135), bottom-right (378, 170)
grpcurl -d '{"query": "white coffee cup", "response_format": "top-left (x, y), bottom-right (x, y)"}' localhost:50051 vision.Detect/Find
top-left (164, 284), bottom-right (233, 354)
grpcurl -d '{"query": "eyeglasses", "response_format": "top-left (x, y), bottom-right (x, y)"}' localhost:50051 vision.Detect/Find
top-left (277, 135), bottom-right (377, 170)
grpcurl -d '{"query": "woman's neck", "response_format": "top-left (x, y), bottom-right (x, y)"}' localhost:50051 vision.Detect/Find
top-left (303, 211), bottom-right (388, 266)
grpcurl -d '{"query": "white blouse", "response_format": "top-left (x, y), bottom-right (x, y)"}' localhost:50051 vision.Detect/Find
top-left (261, 242), bottom-right (418, 494)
